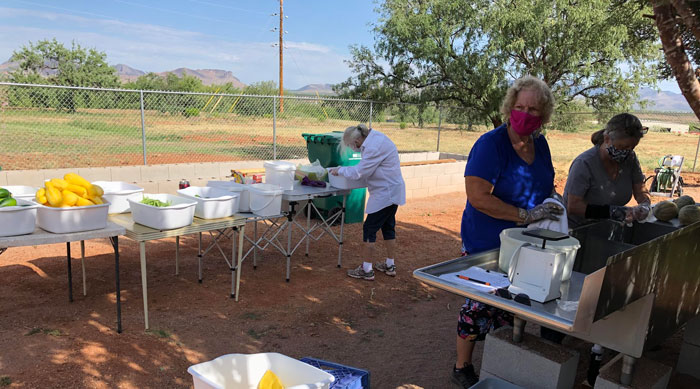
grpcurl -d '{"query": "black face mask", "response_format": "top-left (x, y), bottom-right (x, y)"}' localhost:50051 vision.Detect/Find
top-left (606, 144), bottom-right (631, 163)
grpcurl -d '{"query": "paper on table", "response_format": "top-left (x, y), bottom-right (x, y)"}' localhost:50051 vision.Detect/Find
top-left (438, 266), bottom-right (510, 293)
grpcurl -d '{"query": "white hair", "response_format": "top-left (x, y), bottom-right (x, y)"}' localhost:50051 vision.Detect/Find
top-left (339, 124), bottom-right (370, 155)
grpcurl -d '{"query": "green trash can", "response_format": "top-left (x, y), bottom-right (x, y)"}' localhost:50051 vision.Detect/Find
top-left (301, 132), bottom-right (366, 224)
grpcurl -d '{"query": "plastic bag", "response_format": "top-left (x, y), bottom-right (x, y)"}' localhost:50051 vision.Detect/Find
top-left (295, 159), bottom-right (327, 181)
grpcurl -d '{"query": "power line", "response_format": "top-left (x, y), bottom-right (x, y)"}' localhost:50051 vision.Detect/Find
top-left (182, 0), bottom-right (268, 14)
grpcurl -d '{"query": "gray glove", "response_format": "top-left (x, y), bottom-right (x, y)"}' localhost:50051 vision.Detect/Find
top-left (523, 202), bottom-right (564, 224)
top-left (631, 203), bottom-right (651, 222)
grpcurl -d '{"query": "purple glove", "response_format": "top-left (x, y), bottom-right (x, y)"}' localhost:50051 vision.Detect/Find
top-left (301, 176), bottom-right (326, 188)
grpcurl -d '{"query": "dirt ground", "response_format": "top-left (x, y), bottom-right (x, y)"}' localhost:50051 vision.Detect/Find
top-left (1, 185), bottom-right (699, 388)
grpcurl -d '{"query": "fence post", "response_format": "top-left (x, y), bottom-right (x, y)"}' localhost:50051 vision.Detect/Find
top-left (140, 90), bottom-right (147, 165)
top-left (272, 96), bottom-right (277, 160)
top-left (369, 101), bottom-right (373, 128)
top-left (693, 133), bottom-right (699, 172)
top-left (437, 105), bottom-right (443, 152)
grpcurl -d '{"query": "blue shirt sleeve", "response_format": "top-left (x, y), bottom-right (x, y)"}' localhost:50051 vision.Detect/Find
top-left (464, 135), bottom-right (501, 185)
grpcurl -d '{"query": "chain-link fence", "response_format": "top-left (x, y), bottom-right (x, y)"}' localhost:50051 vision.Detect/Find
top-left (1, 82), bottom-right (698, 172)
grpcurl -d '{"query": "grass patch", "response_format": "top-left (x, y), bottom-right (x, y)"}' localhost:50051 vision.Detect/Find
top-left (25, 327), bottom-right (62, 336)
top-left (0, 376), bottom-right (11, 387)
top-left (146, 328), bottom-right (172, 338)
top-left (241, 312), bottom-right (262, 320)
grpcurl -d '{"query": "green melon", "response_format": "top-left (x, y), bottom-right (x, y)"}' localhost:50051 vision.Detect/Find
top-left (653, 201), bottom-right (678, 221)
top-left (679, 205), bottom-right (700, 226)
top-left (673, 195), bottom-right (696, 210)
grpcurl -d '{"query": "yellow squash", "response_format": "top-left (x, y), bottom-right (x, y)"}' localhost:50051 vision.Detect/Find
top-left (49, 178), bottom-right (69, 191)
top-left (87, 184), bottom-right (103, 198)
top-left (61, 190), bottom-right (79, 206)
top-left (64, 173), bottom-right (92, 189)
top-left (75, 197), bottom-right (94, 207)
top-left (66, 184), bottom-right (88, 198)
top-left (45, 182), bottom-right (63, 207)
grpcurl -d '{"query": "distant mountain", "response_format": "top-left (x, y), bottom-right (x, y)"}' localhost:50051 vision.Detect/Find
top-left (636, 87), bottom-right (693, 112)
top-left (0, 60), bottom-right (17, 75)
top-left (111, 64), bottom-right (144, 82)
top-left (292, 83), bottom-right (336, 96)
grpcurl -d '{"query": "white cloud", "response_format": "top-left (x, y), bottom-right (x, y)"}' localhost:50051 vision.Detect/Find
top-left (0, 7), bottom-right (353, 88)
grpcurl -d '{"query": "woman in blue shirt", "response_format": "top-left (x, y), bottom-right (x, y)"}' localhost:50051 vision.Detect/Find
top-left (452, 76), bottom-right (563, 388)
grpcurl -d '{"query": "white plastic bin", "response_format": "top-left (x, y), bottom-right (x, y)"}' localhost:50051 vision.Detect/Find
top-left (498, 228), bottom-right (580, 281)
top-left (327, 168), bottom-right (365, 190)
top-left (0, 199), bottom-right (39, 237)
top-left (248, 184), bottom-right (284, 217)
top-left (128, 194), bottom-right (196, 230)
top-left (207, 181), bottom-right (252, 213)
top-left (92, 181), bottom-right (144, 214)
top-left (1, 185), bottom-right (40, 201)
top-left (187, 352), bottom-right (335, 389)
top-left (36, 201), bottom-right (110, 234)
top-left (177, 186), bottom-right (239, 219)
top-left (264, 161), bottom-right (296, 191)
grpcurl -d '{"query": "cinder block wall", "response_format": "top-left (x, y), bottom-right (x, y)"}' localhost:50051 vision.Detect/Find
top-left (1, 152), bottom-right (466, 199)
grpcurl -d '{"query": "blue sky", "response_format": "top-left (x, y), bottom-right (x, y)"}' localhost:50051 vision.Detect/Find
top-left (0, 0), bottom-right (379, 89)
top-left (0, 1), bottom-right (683, 92)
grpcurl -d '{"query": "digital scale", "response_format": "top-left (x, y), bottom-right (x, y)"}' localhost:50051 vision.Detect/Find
top-left (507, 228), bottom-right (569, 303)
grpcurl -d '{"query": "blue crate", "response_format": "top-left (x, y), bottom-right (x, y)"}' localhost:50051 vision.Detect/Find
top-left (300, 357), bottom-right (370, 389)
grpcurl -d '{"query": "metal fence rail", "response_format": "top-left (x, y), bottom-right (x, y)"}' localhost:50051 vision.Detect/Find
top-left (0, 82), bottom-right (698, 171)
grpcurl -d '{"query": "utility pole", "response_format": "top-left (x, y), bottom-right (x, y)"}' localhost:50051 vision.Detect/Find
top-left (278, 0), bottom-right (284, 113)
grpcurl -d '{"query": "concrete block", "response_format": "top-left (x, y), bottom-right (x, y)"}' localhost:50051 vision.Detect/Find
top-left (399, 153), bottom-right (416, 162)
top-left (404, 177), bottom-right (423, 191)
top-left (677, 341), bottom-right (700, 380)
top-left (194, 162), bottom-right (220, 179)
top-left (412, 165), bottom-right (432, 178)
top-left (6, 170), bottom-right (45, 186)
top-left (440, 152), bottom-right (468, 160)
top-left (76, 167), bottom-right (111, 182)
top-left (480, 327), bottom-right (579, 389)
top-left (412, 188), bottom-right (430, 199)
top-left (596, 353), bottom-right (671, 389)
top-left (421, 175), bottom-right (437, 189)
top-left (0, 171), bottom-right (7, 186)
top-left (157, 180), bottom-right (178, 194)
top-left (683, 315), bottom-right (700, 346)
top-left (135, 181), bottom-right (159, 193)
top-left (190, 178), bottom-right (210, 187)
top-left (218, 162), bottom-right (239, 178)
top-left (169, 164), bottom-right (196, 181)
top-left (400, 166), bottom-right (415, 179)
top-left (426, 151), bottom-right (440, 160)
top-left (41, 168), bottom-right (74, 181)
top-left (110, 166), bottom-right (142, 183)
top-left (140, 165), bottom-right (169, 182)
top-left (452, 174), bottom-right (466, 185)
top-left (437, 174), bottom-right (452, 187)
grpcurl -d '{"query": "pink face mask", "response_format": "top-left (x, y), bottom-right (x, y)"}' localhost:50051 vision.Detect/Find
top-left (510, 109), bottom-right (542, 136)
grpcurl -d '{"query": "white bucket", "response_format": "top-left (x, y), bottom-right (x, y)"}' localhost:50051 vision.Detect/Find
top-left (93, 181), bottom-right (144, 214)
top-left (327, 168), bottom-right (365, 189)
top-left (178, 186), bottom-right (239, 219)
top-left (187, 352), bottom-right (335, 389)
top-left (207, 181), bottom-right (251, 212)
top-left (498, 227), bottom-right (580, 281)
top-left (264, 160), bottom-right (296, 191)
top-left (248, 183), bottom-right (284, 217)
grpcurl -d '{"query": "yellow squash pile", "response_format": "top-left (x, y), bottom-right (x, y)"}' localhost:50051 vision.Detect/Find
top-left (36, 173), bottom-right (105, 208)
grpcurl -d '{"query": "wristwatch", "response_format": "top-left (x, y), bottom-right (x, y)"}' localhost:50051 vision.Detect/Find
top-left (517, 208), bottom-right (527, 223)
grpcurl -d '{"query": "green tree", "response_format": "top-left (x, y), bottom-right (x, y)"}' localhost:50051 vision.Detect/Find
top-left (9, 39), bottom-right (119, 112)
top-left (337, 0), bottom-right (660, 127)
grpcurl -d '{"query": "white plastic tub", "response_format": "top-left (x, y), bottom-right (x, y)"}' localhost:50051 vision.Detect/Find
top-left (128, 194), bottom-right (196, 230)
top-left (207, 181), bottom-right (251, 213)
top-left (92, 181), bottom-right (144, 214)
top-left (327, 168), bottom-right (365, 190)
top-left (264, 160), bottom-right (296, 191)
top-left (177, 186), bottom-right (239, 219)
top-left (187, 352), bottom-right (335, 389)
top-left (0, 199), bottom-right (39, 237)
top-left (248, 183), bottom-right (284, 217)
top-left (36, 201), bottom-right (110, 234)
top-left (1, 185), bottom-right (40, 201)
top-left (498, 228), bottom-right (581, 281)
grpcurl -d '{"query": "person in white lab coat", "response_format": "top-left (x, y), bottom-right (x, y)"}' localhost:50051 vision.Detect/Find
top-left (329, 124), bottom-right (406, 281)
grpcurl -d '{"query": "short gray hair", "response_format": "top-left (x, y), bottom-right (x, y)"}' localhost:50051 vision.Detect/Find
top-left (343, 123), bottom-right (370, 145)
top-left (500, 75), bottom-right (555, 125)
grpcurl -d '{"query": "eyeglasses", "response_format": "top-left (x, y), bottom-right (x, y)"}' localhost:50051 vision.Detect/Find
top-left (641, 126), bottom-right (649, 134)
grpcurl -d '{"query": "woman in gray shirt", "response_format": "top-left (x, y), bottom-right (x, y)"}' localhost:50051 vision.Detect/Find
top-left (564, 113), bottom-right (651, 228)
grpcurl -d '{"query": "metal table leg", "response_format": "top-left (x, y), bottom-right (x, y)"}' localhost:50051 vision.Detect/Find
top-left (234, 225), bottom-right (245, 301)
top-left (621, 354), bottom-right (636, 386)
top-left (305, 201), bottom-right (311, 256)
top-left (139, 241), bottom-right (149, 330)
top-left (66, 242), bottom-right (73, 302)
top-left (337, 196), bottom-right (346, 268)
top-left (253, 221), bottom-right (258, 269)
top-left (80, 240), bottom-right (87, 296)
top-left (513, 316), bottom-right (526, 343)
top-left (198, 232), bottom-right (203, 283)
top-left (231, 227), bottom-right (236, 298)
top-left (109, 236), bottom-right (122, 334)
top-left (175, 236), bottom-right (180, 275)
